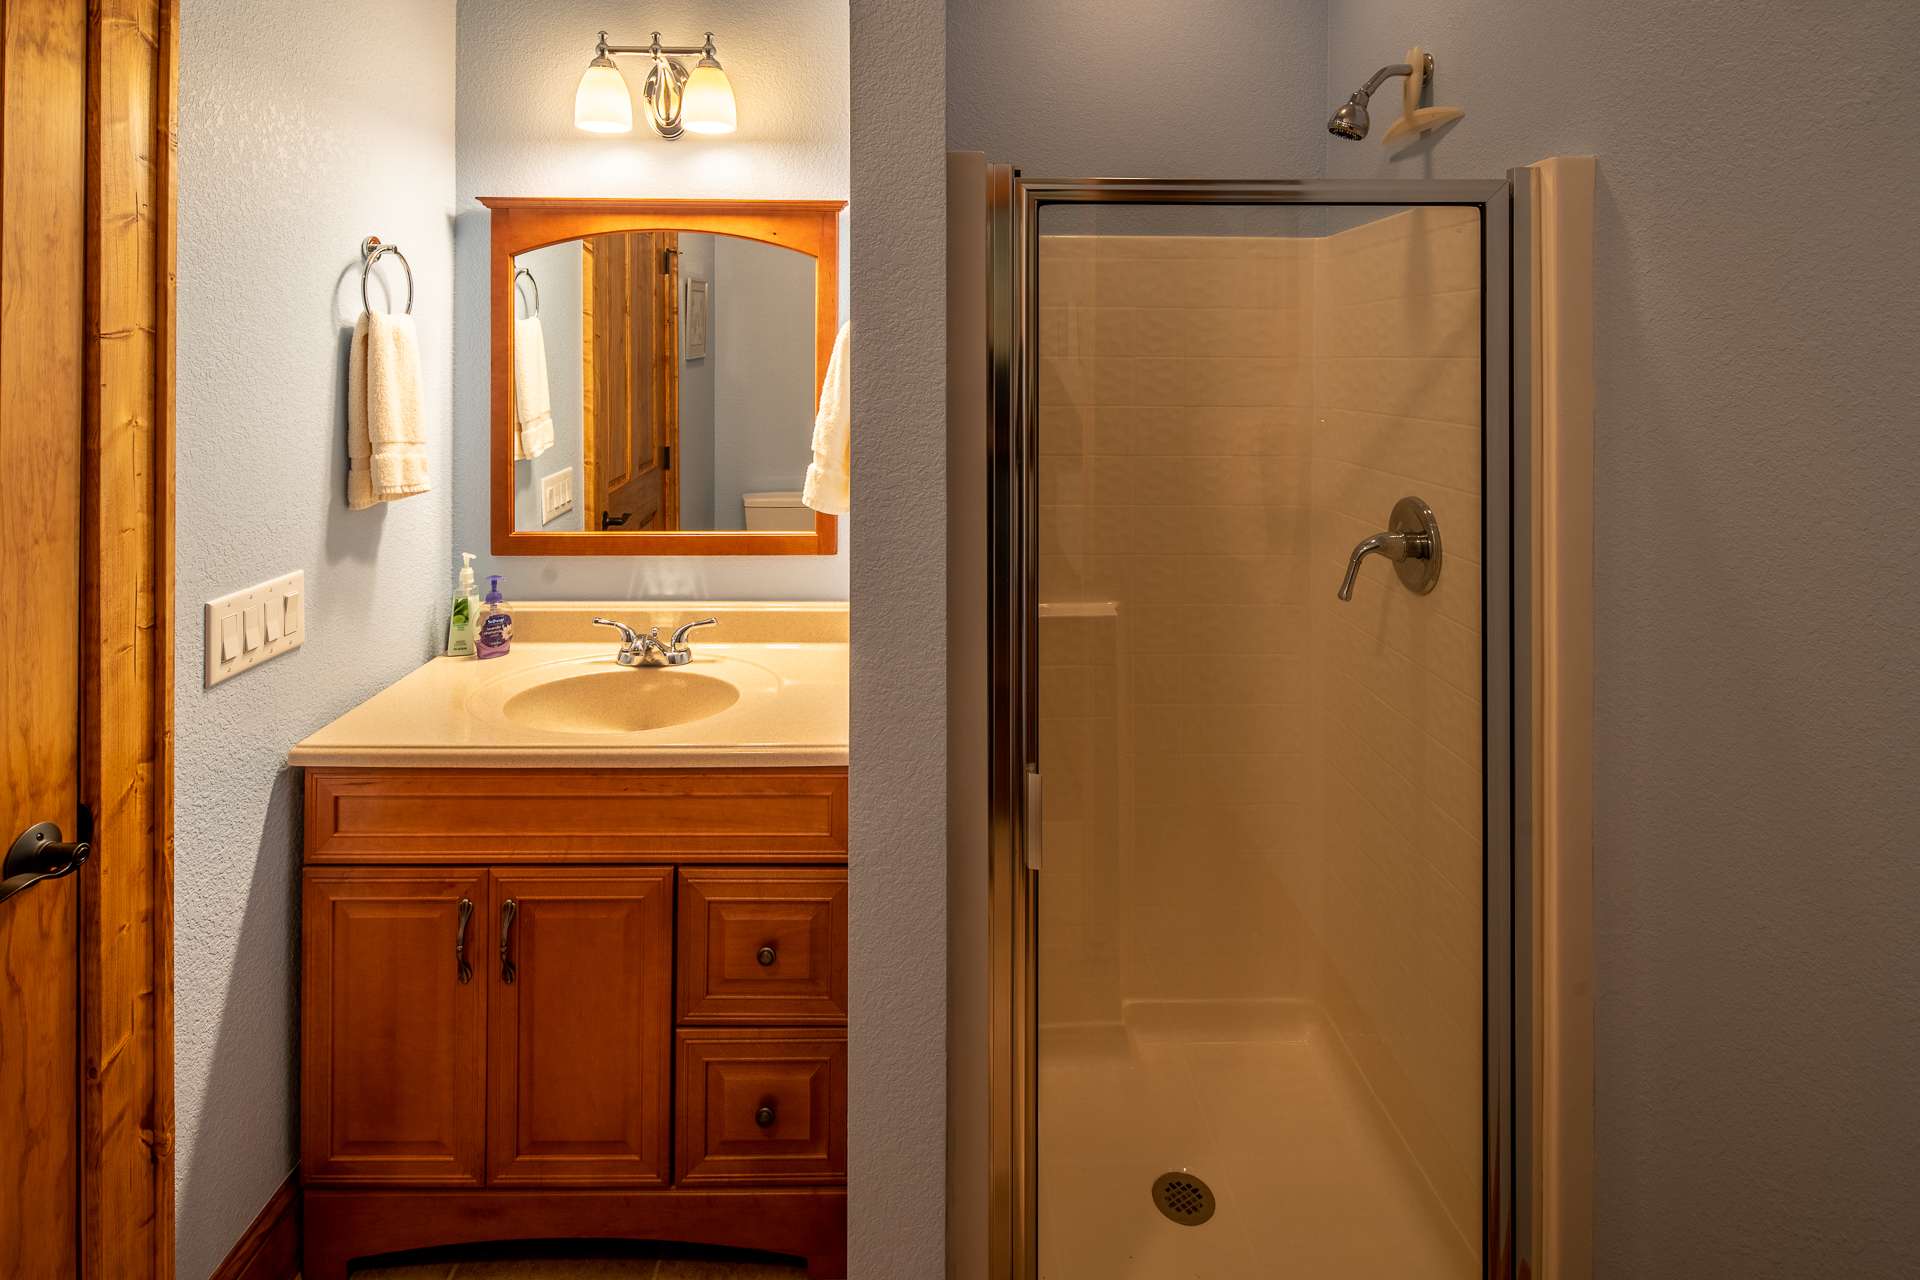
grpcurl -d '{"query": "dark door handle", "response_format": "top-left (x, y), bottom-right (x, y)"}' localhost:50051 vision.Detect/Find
top-left (601, 510), bottom-right (632, 529)
top-left (1, 819), bottom-right (91, 906)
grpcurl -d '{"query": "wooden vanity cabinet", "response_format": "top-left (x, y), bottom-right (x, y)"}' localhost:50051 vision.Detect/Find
top-left (299, 767), bottom-right (848, 1280)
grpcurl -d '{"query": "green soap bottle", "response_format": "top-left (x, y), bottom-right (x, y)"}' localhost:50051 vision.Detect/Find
top-left (446, 552), bottom-right (479, 656)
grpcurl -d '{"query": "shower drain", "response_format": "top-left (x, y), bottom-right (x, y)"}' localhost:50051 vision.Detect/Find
top-left (1150, 1170), bottom-right (1217, 1226)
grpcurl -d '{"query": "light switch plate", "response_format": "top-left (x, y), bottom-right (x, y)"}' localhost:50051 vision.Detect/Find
top-left (205, 570), bottom-right (305, 687)
top-left (541, 467), bottom-right (574, 525)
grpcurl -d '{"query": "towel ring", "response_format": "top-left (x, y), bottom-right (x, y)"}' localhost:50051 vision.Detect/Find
top-left (360, 236), bottom-right (413, 315)
top-left (513, 267), bottom-right (540, 318)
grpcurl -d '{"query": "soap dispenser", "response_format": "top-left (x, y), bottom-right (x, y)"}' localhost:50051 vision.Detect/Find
top-left (446, 552), bottom-right (479, 657)
top-left (476, 574), bottom-right (513, 660)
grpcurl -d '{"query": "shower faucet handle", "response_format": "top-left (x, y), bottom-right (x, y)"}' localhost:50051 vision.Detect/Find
top-left (1336, 496), bottom-right (1443, 601)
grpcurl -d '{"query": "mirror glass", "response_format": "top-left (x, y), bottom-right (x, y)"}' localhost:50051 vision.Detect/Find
top-left (509, 231), bottom-right (818, 533)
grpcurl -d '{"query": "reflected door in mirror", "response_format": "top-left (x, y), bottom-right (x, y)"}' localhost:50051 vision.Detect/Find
top-left (584, 231), bottom-right (675, 531)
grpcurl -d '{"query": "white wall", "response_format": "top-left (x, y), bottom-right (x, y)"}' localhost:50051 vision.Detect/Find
top-left (711, 236), bottom-right (819, 529)
top-left (1324, 4), bottom-right (1920, 1273)
top-left (455, 0), bottom-right (849, 599)
top-left (173, 0), bottom-right (456, 1273)
top-left (848, 0), bottom-right (947, 1273)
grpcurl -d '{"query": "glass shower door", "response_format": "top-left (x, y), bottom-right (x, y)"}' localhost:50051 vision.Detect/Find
top-left (1026, 193), bottom-right (1499, 1279)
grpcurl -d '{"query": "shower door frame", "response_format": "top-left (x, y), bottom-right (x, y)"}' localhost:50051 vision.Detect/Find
top-left (984, 173), bottom-right (1531, 1279)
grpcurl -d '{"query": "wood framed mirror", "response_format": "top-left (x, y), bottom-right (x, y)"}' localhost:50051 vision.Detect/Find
top-left (483, 197), bottom-right (844, 556)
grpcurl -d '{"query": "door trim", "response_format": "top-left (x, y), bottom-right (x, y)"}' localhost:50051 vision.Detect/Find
top-left (982, 174), bottom-right (1526, 1279)
top-left (78, 0), bottom-right (178, 1273)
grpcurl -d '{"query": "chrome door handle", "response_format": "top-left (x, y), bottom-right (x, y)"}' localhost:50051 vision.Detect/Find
top-left (500, 898), bottom-right (518, 985)
top-left (1, 814), bottom-right (92, 906)
top-left (455, 897), bottom-right (474, 984)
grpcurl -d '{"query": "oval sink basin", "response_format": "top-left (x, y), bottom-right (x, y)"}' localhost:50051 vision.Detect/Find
top-left (499, 669), bottom-right (741, 735)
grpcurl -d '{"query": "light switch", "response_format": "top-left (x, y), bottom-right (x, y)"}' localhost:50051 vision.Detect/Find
top-left (220, 612), bottom-right (244, 661)
top-left (204, 570), bottom-right (305, 687)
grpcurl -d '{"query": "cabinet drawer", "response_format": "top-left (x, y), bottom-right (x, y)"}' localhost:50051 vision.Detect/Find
top-left (677, 869), bottom-right (848, 1025)
top-left (675, 1030), bottom-right (846, 1186)
top-left (305, 768), bottom-right (848, 863)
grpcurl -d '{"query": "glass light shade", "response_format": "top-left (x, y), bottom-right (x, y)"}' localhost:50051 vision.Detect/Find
top-left (680, 61), bottom-right (737, 134)
top-left (574, 59), bottom-right (633, 134)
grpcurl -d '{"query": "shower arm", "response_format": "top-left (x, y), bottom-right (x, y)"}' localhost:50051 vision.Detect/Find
top-left (1345, 53), bottom-right (1436, 103)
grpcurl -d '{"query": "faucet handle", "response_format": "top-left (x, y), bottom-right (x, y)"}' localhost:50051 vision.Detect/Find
top-left (591, 617), bottom-right (641, 647)
top-left (669, 617), bottom-right (718, 649)
top-left (1335, 496), bottom-right (1442, 601)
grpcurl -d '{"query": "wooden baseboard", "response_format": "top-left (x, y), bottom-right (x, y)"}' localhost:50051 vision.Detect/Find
top-left (210, 1174), bottom-right (300, 1280)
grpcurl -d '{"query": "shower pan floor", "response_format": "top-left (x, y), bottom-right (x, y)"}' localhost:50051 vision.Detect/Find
top-left (1037, 1006), bottom-right (1477, 1279)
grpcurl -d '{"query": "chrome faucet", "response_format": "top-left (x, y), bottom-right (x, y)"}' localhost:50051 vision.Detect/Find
top-left (592, 616), bottom-right (719, 667)
top-left (1336, 496), bottom-right (1442, 601)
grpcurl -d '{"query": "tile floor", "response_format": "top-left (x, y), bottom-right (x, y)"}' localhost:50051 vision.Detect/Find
top-left (1037, 1007), bottom-right (1477, 1279)
top-left (337, 1241), bottom-right (806, 1279)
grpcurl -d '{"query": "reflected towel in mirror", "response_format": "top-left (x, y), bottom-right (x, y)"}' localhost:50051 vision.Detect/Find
top-left (513, 314), bottom-right (554, 460)
top-left (804, 321), bottom-right (850, 515)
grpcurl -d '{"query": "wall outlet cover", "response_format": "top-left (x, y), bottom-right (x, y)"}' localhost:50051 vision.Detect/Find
top-left (205, 570), bottom-right (305, 687)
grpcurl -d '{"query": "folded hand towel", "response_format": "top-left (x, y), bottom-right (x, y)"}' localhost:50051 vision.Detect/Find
top-left (348, 311), bottom-right (431, 508)
top-left (803, 322), bottom-right (851, 515)
top-left (513, 314), bottom-right (554, 461)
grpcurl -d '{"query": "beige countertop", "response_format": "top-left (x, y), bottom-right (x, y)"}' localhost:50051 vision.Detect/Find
top-left (289, 604), bottom-right (848, 769)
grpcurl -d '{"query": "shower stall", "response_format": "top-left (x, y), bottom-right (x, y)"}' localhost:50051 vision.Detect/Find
top-left (980, 172), bottom-right (1535, 1278)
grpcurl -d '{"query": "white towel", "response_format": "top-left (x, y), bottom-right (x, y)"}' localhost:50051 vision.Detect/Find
top-left (513, 314), bottom-right (554, 461)
top-left (347, 311), bottom-right (431, 509)
top-left (803, 321), bottom-right (850, 515)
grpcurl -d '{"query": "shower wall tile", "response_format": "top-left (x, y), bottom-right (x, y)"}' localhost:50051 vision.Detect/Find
top-left (1308, 206), bottom-right (1485, 1253)
top-left (1036, 234), bottom-right (1316, 1022)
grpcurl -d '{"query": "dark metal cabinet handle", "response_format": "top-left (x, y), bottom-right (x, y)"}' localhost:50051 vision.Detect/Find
top-left (756, 944), bottom-right (777, 967)
top-left (500, 898), bottom-right (518, 985)
top-left (755, 1103), bottom-right (776, 1129)
top-left (455, 898), bottom-right (474, 984)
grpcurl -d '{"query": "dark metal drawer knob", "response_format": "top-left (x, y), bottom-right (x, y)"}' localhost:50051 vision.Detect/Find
top-left (755, 1103), bottom-right (776, 1128)
top-left (756, 945), bottom-right (777, 967)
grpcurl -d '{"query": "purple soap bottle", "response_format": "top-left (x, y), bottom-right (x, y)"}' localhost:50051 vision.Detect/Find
top-left (475, 575), bottom-right (513, 659)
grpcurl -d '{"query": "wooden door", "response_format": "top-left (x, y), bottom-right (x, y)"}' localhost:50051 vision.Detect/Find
top-left (586, 232), bottom-right (676, 530)
top-left (0, 0), bottom-right (88, 1272)
top-left (301, 870), bottom-right (488, 1186)
top-left (488, 868), bottom-right (673, 1186)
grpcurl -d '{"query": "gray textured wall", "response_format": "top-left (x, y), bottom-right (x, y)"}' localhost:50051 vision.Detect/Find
top-left (710, 236), bottom-right (819, 529)
top-left (678, 233), bottom-right (719, 530)
top-left (848, 0), bottom-right (948, 1273)
top-left (454, 0), bottom-right (849, 600)
top-left (946, 0), bottom-right (1326, 179)
top-left (173, 0), bottom-right (456, 1273)
top-left (1325, 3), bottom-right (1920, 1273)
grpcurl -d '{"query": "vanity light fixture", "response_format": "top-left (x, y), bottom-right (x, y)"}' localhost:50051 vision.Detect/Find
top-left (573, 30), bottom-right (737, 139)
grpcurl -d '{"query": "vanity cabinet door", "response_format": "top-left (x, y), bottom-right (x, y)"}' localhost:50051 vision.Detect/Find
top-left (487, 868), bottom-right (673, 1186)
top-left (301, 870), bottom-right (488, 1185)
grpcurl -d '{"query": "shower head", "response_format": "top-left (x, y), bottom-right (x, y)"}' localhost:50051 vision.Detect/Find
top-left (1328, 93), bottom-right (1371, 140)
top-left (1328, 53), bottom-right (1435, 141)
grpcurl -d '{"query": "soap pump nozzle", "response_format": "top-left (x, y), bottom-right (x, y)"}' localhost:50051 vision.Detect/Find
top-left (456, 552), bottom-right (476, 595)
